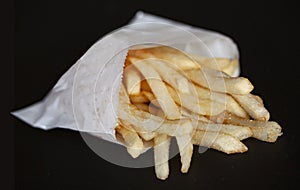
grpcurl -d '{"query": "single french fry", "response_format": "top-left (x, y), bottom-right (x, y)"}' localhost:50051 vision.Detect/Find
top-left (216, 112), bottom-right (282, 142)
top-left (185, 68), bottom-right (254, 95)
top-left (130, 57), bottom-right (181, 120)
top-left (249, 122), bottom-right (282, 143)
top-left (192, 130), bottom-right (248, 154)
top-left (124, 66), bottom-right (142, 95)
top-left (176, 135), bottom-right (193, 173)
top-left (154, 134), bottom-right (171, 180)
top-left (232, 93), bottom-right (270, 121)
top-left (233, 113), bottom-right (281, 142)
top-left (194, 120), bottom-right (252, 140)
top-left (115, 125), bottom-right (144, 158)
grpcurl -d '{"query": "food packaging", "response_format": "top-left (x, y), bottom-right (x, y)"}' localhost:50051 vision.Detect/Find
top-left (12, 11), bottom-right (240, 146)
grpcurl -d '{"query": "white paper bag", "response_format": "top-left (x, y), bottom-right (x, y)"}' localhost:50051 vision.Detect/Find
top-left (12, 11), bottom-right (240, 145)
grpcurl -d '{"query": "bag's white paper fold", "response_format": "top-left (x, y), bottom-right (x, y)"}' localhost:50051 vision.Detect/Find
top-left (12, 11), bottom-right (240, 144)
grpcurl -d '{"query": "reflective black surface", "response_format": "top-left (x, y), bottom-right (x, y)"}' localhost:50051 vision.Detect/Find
top-left (7, 0), bottom-right (300, 189)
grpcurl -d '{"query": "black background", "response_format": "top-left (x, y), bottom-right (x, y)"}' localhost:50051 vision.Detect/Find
top-left (2, 0), bottom-right (300, 189)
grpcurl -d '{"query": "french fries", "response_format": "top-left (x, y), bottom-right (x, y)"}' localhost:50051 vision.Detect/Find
top-left (124, 66), bottom-right (142, 95)
top-left (118, 88), bottom-right (193, 138)
top-left (166, 85), bottom-right (224, 116)
top-left (141, 80), bottom-right (152, 92)
top-left (176, 135), bottom-right (193, 173)
top-left (189, 54), bottom-right (239, 76)
top-left (211, 112), bottom-right (282, 142)
top-left (116, 46), bottom-right (282, 180)
top-left (181, 108), bottom-right (213, 123)
top-left (185, 68), bottom-right (254, 95)
top-left (192, 84), bottom-right (249, 118)
top-left (232, 93), bottom-right (270, 121)
top-left (146, 58), bottom-right (190, 93)
top-left (115, 125), bottom-right (144, 158)
top-left (130, 94), bottom-right (149, 104)
top-left (133, 103), bottom-right (150, 112)
top-left (154, 134), bottom-right (171, 180)
top-left (128, 46), bottom-right (200, 70)
top-left (142, 91), bottom-right (161, 107)
top-left (194, 120), bottom-right (253, 140)
top-left (192, 130), bottom-right (248, 154)
top-left (129, 57), bottom-right (181, 120)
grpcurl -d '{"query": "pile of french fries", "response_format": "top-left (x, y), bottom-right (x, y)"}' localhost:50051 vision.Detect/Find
top-left (116, 46), bottom-right (282, 180)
